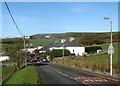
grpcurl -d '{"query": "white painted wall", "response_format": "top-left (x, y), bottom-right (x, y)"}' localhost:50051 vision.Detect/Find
top-left (37, 46), bottom-right (43, 50)
top-left (66, 47), bottom-right (85, 56)
top-left (39, 51), bottom-right (46, 53)
top-left (0, 56), bottom-right (10, 61)
top-left (49, 46), bottom-right (85, 56)
top-left (27, 48), bottom-right (37, 52)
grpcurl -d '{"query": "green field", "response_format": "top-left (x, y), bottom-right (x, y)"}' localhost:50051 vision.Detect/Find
top-left (28, 38), bottom-right (60, 46)
top-left (53, 42), bottom-right (119, 75)
top-left (83, 42), bottom-right (118, 64)
top-left (3, 62), bottom-right (41, 85)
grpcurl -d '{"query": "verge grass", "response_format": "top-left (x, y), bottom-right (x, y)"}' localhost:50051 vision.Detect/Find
top-left (53, 42), bottom-right (119, 75)
top-left (3, 62), bottom-right (41, 85)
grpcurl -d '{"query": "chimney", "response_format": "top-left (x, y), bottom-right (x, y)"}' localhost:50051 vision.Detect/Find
top-left (70, 37), bottom-right (74, 42)
top-left (61, 39), bottom-right (65, 43)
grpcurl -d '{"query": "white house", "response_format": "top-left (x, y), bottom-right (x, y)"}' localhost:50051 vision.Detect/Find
top-left (25, 36), bottom-right (30, 39)
top-left (66, 45), bottom-right (85, 56)
top-left (45, 35), bottom-right (50, 38)
top-left (0, 56), bottom-right (10, 61)
top-left (37, 45), bottom-right (43, 50)
top-left (49, 38), bottom-right (85, 56)
top-left (22, 47), bottom-right (37, 53)
top-left (27, 48), bottom-right (37, 52)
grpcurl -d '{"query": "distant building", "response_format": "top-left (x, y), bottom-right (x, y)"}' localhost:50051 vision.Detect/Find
top-left (25, 36), bottom-right (30, 39)
top-left (45, 35), bottom-right (50, 38)
top-left (0, 56), bottom-right (10, 61)
top-left (22, 47), bottom-right (37, 53)
top-left (37, 45), bottom-right (43, 50)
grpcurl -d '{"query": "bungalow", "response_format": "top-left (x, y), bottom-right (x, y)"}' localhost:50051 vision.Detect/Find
top-left (49, 38), bottom-right (85, 56)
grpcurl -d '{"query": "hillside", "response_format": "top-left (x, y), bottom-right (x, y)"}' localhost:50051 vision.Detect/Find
top-left (2, 32), bottom-right (119, 48)
top-left (29, 32), bottom-right (119, 46)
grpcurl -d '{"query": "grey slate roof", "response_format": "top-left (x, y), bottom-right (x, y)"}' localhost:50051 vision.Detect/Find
top-left (50, 42), bottom-right (63, 47)
top-left (64, 41), bottom-right (84, 47)
top-left (49, 40), bottom-right (84, 48)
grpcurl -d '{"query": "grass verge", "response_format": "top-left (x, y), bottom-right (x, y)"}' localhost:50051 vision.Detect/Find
top-left (3, 62), bottom-right (41, 85)
top-left (52, 42), bottom-right (119, 75)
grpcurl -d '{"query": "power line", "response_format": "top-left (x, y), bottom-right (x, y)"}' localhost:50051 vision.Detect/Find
top-left (4, 0), bottom-right (23, 36)
top-left (4, 0), bottom-right (27, 68)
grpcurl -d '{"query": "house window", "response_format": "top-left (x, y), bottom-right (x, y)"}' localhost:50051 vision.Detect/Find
top-left (73, 49), bottom-right (74, 53)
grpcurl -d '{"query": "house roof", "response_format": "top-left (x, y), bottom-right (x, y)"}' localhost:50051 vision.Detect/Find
top-left (64, 41), bottom-right (84, 47)
top-left (39, 45), bottom-right (50, 51)
top-left (50, 42), bottom-right (63, 47)
top-left (49, 40), bottom-right (84, 48)
top-left (38, 40), bottom-right (84, 51)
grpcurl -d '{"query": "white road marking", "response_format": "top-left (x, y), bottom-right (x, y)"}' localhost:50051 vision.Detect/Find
top-left (53, 68), bottom-right (90, 86)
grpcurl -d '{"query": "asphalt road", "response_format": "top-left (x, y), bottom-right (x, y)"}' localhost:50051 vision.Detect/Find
top-left (36, 63), bottom-right (118, 86)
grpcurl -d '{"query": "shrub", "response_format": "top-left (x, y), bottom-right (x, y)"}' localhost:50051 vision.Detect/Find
top-left (85, 46), bottom-right (102, 54)
top-left (49, 49), bottom-right (70, 57)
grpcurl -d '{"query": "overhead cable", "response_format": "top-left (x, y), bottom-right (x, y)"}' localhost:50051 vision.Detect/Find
top-left (4, 0), bottom-right (23, 36)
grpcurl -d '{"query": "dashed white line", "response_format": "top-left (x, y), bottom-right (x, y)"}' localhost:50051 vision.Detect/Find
top-left (53, 68), bottom-right (91, 86)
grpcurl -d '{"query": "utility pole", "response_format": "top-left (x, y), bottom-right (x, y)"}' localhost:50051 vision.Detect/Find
top-left (23, 36), bottom-right (27, 68)
top-left (110, 21), bottom-right (112, 76)
top-left (0, 62), bottom-right (2, 86)
top-left (62, 40), bottom-right (64, 58)
top-left (62, 36), bottom-right (65, 58)
top-left (104, 17), bottom-right (114, 76)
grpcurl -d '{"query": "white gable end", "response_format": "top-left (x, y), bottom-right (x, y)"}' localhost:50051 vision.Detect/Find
top-left (66, 47), bottom-right (85, 56)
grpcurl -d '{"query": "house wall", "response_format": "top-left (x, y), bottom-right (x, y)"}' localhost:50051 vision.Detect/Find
top-left (0, 56), bottom-right (10, 61)
top-left (66, 47), bottom-right (85, 56)
top-left (49, 46), bottom-right (85, 56)
top-left (37, 46), bottom-right (43, 50)
top-left (27, 48), bottom-right (37, 52)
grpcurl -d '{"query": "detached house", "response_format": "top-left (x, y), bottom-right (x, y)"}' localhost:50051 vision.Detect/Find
top-left (49, 37), bottom-right (85, 56)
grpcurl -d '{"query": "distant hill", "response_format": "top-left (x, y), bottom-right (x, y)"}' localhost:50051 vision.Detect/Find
top-left (30, 32), bottom-right (119, 45)
top-left (2, 32), bottom-right (119, 48)
top-left (30, 33), bottom-right (67, 39)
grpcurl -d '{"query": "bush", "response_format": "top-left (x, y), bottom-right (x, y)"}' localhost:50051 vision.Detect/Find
top-left (49, 49), bottom-right (70, 57)
top-left (85, 46), bottom-right (102, 54)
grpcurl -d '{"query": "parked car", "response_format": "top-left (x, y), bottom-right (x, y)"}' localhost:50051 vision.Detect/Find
top-left (2, 63), bottom-right (9, 67)
top-left (42, 57), bottom-right (48, 62)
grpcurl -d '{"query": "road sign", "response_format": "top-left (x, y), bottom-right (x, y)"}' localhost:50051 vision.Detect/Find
top-left (108, 44), bottom-right (114, 55)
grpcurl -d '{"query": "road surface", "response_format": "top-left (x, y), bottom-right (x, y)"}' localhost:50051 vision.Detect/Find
top-left (36, 63), bottom-right (118, 86)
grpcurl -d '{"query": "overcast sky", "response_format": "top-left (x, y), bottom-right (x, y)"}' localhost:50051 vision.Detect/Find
top-left (2, 2), bottom-right (118, 37)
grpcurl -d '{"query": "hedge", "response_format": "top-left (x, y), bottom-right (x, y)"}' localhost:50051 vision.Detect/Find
top-left (49, 49), bottom-right (70, 57)
top-left (85, 46), bottom-right (102, 54)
